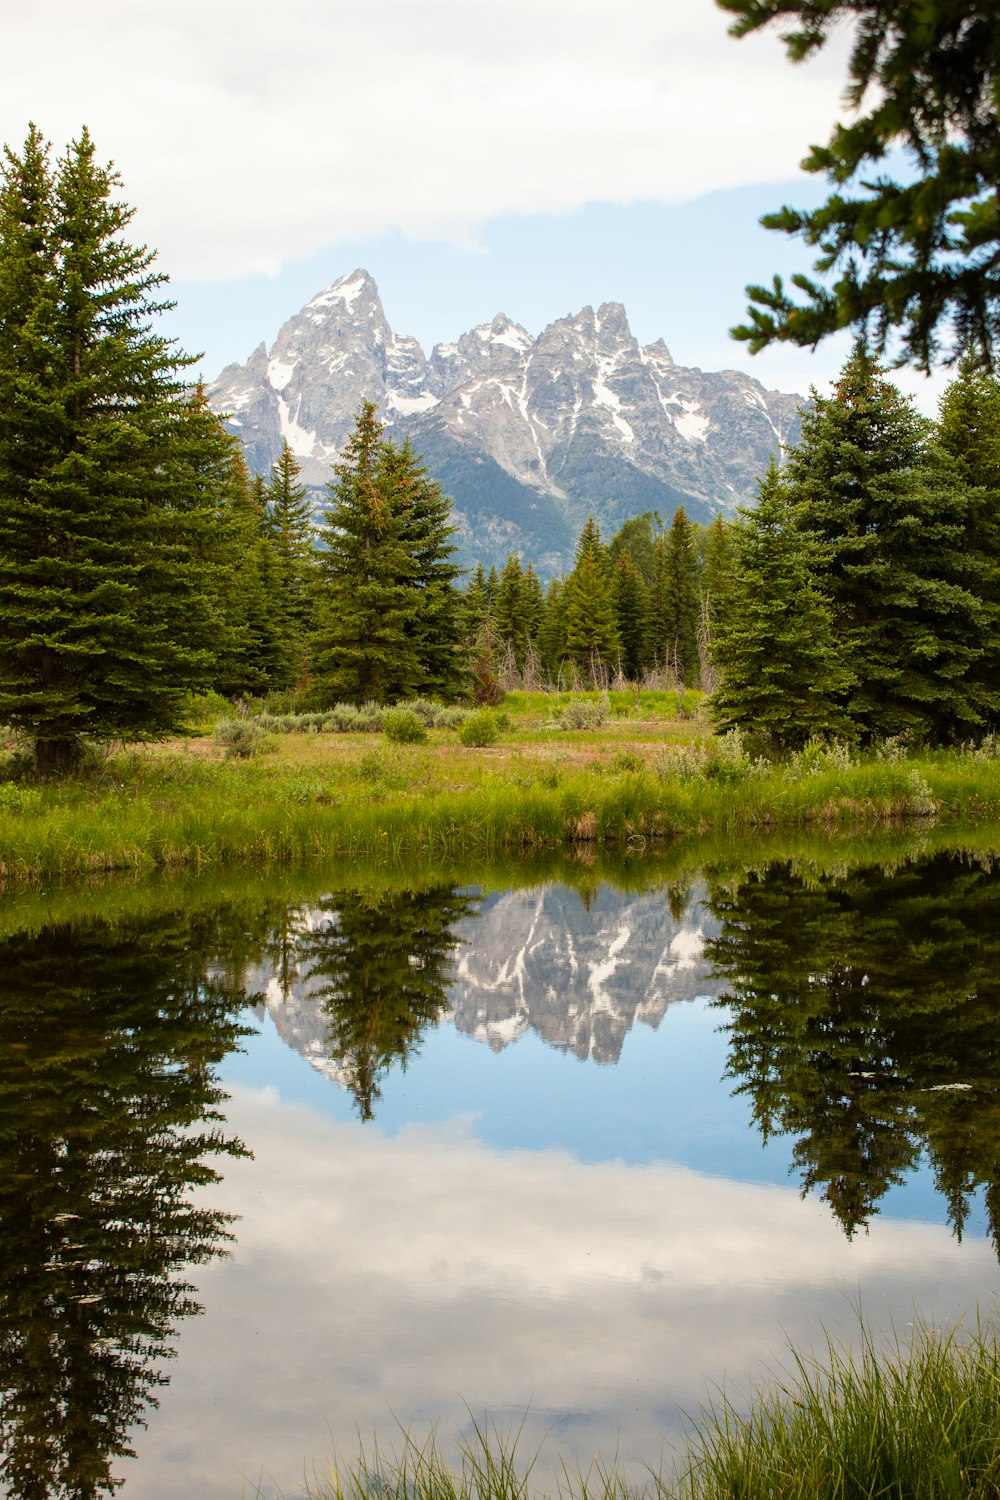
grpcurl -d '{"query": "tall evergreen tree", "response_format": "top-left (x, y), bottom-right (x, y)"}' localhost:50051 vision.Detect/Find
top-left (313, 403), bottom-right (418, 704)
top-left (699, 516), bottom-right (734, 622)
top-left (0, 127), bottom-right (227, 773)
top-left (712, 462), bottom-right (855, 750)
top-left (169, 386), bottom-right (266, 700)
top-left (936, 362), bottom-right (1000, 724)
top-left (218, 461), bottom-right (287, 696)
top-left (645, 509), bottom-right (700, 683)
top-left (463, 563), bottom-right (491, 644)
top-left (262, 441), bottom-right (317, 687)
top-left (312, 405), bottom-right (465, 704)
top-left (521, 562), bottom-right (544, 641)
top-left (493, 554), bottom-right (529, 668)
top-left (562, 517), bottom-right (618, 679)
top-left (611, 553), bottom-right (649, 680)
top-left (785, 350), bottom-right (994, 741)
top-left (382, 437), bottom-right (467, 698)
top-left (536, 577), bottom-right (567, 684)
top-left (698, 515), bottom-right (735, 688)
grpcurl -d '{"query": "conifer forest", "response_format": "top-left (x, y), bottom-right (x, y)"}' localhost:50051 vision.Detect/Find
top-left (3, 128), bottom-right (1000, 777)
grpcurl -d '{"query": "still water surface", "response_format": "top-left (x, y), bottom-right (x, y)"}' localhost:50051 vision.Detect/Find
top-left (2, 841), bottom-right (999, 1497)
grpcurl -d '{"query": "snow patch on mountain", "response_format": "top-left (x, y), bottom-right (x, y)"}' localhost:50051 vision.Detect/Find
top-left (208, 268), bottom-right (806, 571)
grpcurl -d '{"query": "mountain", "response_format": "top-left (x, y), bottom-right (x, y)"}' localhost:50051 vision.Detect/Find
top-left (208, 269), bottom-right (805, 574)
top-left (245, 882), bottom-right (723, 1094)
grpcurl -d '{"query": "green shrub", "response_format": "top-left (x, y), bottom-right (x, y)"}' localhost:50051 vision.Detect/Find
top-left (214, 719), bottom-right (269, 759)
top-left (382, 709), bottom-right (427, 745)
top-left (398, 697), bottom-right (441, 726)
top-left (655, 744), bottom-right (707, 781)
top-left (557, 695), bottom-right (609, 730)
top-left (432, 705), bottom-right (468, 730)
top-left (608, 749), bottom-right (646, 774)
top-left (178, 689), bottom-right (235, 735)
top-left (0, 782), bottom-right (43, 813)
top-left (457, 710), bottom-right (500, 747)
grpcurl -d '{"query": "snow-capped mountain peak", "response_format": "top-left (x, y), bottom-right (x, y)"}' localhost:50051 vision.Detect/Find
top-left (208, 268), bottom-right (804, 573)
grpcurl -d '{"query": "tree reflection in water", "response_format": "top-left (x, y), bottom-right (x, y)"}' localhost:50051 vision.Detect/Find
top-left (0, 907), bottom-right (253, 1499)
top-left (270, 885), bottom-right (480, 1121)
top-left (705, 852), bottom-right (1000, 1249)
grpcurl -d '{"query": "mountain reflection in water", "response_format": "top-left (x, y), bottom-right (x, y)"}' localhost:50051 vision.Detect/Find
top-left (1, 843), bottom-right (999, 1497)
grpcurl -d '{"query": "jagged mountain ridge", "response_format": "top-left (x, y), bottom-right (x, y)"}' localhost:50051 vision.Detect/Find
top-left (245, 884), bottom-right (723, 1096)
top-left (209, 269), bottom-right (805, 573)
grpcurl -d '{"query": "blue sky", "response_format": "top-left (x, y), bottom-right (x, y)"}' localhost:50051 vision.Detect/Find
top-left (3, 1), bottom-right (948, 411)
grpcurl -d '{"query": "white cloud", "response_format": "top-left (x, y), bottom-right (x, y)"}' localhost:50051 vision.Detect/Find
top-left (123, 1085), bottom-right (999, 1500)
top-left (2, 0), bottom-right (853, 280)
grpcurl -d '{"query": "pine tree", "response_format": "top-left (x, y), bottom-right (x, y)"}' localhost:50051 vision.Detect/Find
top-left (212, 451), bottom-right (285, 697)
top-left (698, 515), bottom-right (735, 689)
top-left (521, 562), bottom-right (544, 641)
top-left (167, 386), bottom-right (264, 700)
top-left (611, 553), bottom-right (649, 680)
top-left (383, 436), bottom-right (467, 699)
top-left (493, 554), bottom-right (528, 667)
top-left (463, 563), bottom-right (491, 644)
top-left (562, 517), bottom-right (619, 679)
top-left (785, 350), bottom-right (994, 741)
top-left (712, 462), bottom-right (855, 750)
top-left (645, 509), bottom-right (700, 683)
top-left (312, 403), bottom-right (419, 704)
top-left (699, 516), bottom-right (734, 621)
top-left (664, 508), bottom-right (701, 685)
top-left (0, 127), bottom-right (227, 773)
top-left (312, 405), bottom-right (465, 704)
top-left (262, 441), bottom-right (317, 688)
top-left (536, 578), bottom-right (567, 683)
top-left (936, 363), bottom-right (1000, 734)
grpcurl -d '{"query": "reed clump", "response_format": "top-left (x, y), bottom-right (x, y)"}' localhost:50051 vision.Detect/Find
top-left (287, 1317), bottom-right (1000, 1500)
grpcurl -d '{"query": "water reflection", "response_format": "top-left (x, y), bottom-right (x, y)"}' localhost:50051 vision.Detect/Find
top-left (0, 908), bottom-right (252, 1499)
top-left (3, 841), bottom-right (1000, 1498)
top-left (260, 885), bottom-right (481, 1119)
top-left (705, 851), bottom-right (1000, 1245)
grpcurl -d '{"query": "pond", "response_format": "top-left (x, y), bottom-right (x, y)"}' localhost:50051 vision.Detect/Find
top-left (2, 833), bottom-right (1000, 1497)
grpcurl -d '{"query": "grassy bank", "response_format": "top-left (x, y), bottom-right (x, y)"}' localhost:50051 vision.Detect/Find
top-left (275, 1317), bottom-right (1000, 1499)
top-left (3, 696), bottom-right (1000, 878)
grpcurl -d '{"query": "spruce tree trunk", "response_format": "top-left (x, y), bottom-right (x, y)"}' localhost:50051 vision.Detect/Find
top-left (34, 735), bottom-right (78, 778)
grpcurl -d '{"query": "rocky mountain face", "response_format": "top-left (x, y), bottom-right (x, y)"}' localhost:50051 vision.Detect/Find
top-left (246, 882), bottom-right (723, 1099)
top-left (209, 269), bottom-right (804, 574)
top-left (446, 882), bottom-right (722, 1064)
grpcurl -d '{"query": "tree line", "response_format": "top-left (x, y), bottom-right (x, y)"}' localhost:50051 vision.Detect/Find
top-left (4, 124), bottom-right (1000, 775)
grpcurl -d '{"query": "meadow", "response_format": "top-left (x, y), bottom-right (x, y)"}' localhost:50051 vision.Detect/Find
top-left (1, 689), bottom-right (1000, 880)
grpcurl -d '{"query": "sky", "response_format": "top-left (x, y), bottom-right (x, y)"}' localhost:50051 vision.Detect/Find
top-left (1, 0), bottom-right (949, 411)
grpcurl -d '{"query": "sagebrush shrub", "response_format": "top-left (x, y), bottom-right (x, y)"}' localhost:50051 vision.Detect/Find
top-left (457, 710), bottom-right (500, 747)
top-left (382, 709), bottom-right (427, 745)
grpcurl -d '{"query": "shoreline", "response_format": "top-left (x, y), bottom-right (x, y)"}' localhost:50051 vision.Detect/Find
top-left (1, 724), bottom-right (999, 881)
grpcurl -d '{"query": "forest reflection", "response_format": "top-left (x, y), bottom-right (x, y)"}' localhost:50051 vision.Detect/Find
top-left (705, 851), bottom-right (1000, 1249)
top-left (4, 844), bottom-right (1000, 1496)
top-left (263, 884), bottom-right (481, 1119)
top-left (0, 904), bottom-right (254, 1500)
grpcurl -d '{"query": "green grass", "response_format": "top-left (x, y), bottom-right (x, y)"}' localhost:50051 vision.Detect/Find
top-left (261, 1317), bottom-right (1000, 1499)
top-left (3, 710), bottom-right (1000, 878)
